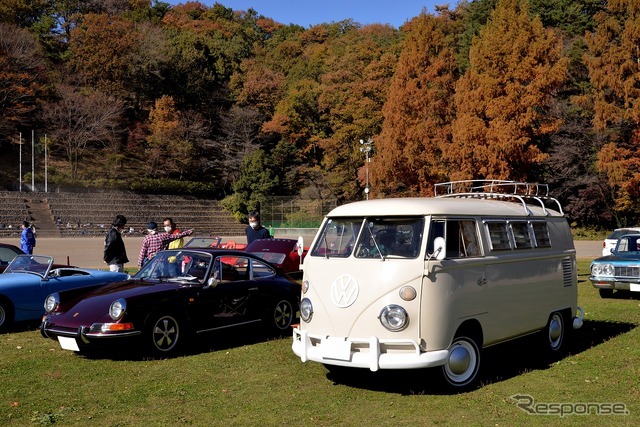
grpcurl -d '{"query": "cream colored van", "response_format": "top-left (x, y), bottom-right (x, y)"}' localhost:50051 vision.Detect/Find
top-left (292, 180), bottom-right (584, 390)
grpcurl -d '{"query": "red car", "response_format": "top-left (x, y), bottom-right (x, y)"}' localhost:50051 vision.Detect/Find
top-left (245, 238), bottom-right (307, 279)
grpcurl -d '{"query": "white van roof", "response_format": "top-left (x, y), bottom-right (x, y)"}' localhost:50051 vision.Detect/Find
top-left (328, 180), bottom-right (564, 219)
top-left (327, 197), bottom-right (560, 218)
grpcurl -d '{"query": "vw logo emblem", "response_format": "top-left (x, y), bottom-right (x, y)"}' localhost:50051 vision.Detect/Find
top-left (331, 274), bottom-right (359, 307)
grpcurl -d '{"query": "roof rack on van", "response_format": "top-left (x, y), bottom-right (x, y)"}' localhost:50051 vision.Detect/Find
top-left (433, 180), bottom-right (564, 216)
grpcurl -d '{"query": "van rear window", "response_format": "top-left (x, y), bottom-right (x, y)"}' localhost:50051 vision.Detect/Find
top-left (532, 222), bottom-right (551, 247)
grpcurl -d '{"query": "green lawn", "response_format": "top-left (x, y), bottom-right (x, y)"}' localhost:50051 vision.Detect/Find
top-left (1, 260), bottom-right (638, 426)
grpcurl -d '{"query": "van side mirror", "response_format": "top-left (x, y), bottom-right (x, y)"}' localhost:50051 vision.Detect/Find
top-left (297, 236), bottom-right (304, 257)
top-left (297, 236), bottom-right (304, 269)
top-left (433, 237), bottom-right (446, 261)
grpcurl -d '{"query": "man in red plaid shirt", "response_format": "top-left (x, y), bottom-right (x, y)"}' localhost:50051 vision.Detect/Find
top-left (138, 221), bottom-right (194, 268)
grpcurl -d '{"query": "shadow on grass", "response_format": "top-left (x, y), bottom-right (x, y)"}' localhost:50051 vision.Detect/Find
top-left (322, 319), bottom-right (636, 395)
top-left (75, 324), bottom-right (288, 362)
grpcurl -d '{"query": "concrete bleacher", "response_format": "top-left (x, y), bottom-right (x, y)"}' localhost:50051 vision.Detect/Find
top-left (0, 191), bottom-right (246, 238)
top-left (0, 192), bottom-right (30, 237)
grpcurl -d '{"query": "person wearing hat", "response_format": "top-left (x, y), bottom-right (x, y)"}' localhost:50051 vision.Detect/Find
top-left (137, 221), bottom-right (194, 268)
top-left (104, 214), bottom-right (129, 272)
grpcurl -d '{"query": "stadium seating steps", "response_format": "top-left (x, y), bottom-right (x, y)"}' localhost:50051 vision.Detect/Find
top-left (0, 191), bottom-right (246, 238)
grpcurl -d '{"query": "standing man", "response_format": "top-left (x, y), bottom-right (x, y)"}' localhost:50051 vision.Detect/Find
top-left (138, 222), bottom-right (194, 268)
top-left (20, 221), bottom-right (36, 254)
top-left (163, 217), bottom-right (184, 249)
top-left (104, 214), bottom-right (129, 272)
top-left (245, 211), bottom-right (271, 244)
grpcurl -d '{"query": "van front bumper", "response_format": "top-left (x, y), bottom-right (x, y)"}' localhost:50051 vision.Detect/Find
top-left (292, 327), bottom-right (449, 371)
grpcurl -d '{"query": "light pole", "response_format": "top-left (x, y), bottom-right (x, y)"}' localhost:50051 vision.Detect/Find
top-left (359, 137), bottom-right (373, 200)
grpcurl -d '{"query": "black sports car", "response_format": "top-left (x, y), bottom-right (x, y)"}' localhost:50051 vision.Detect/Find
top-left (41, 249), bottom-right (300, 355)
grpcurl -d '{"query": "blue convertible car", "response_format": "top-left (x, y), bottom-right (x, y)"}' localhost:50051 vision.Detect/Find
top-left (590, 233), bottom-right (640, 298)
top-left (0, 254), bottom-right (129, 331)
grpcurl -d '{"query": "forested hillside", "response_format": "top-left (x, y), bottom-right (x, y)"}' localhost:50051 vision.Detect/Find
top-left (1, 0), bottom-right (638, 229)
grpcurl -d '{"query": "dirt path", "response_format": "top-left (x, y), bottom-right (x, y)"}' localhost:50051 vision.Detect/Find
top-left (0, 236), bottom-right (247, 269)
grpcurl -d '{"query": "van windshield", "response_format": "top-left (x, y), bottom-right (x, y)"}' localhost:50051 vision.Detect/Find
top-left (311, 217), bottom-right (424, 259)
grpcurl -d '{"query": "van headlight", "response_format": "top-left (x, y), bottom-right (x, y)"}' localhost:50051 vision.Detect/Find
top-left (379, 305), bottom-right (408, 331)
top-left (44, 293), bottom-right (60, 313)
top-left (300, 298), bottom-right (313, 322)
top-left (109, 299), bottom-right (127, 321)
top-left (592, 263), bottom-right (614, 276)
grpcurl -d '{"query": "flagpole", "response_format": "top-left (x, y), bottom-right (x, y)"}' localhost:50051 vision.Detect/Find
top-left (31, 129), bottom-right (35, 191)
top-left (44, 134), bottom-right (48, 193)
top-left (19, 132), bottom-right (22, 192)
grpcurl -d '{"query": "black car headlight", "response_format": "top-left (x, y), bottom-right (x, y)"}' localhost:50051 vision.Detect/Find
top-left (109, 299), bottom-right (127, 321)
top-left (379, 305), bottom-right (408, 331)
top-left (44, 293), bottom-right (60, 313)
top-left (300, 298), bottom-right (313, 322)
top-left (592, 263), bottom-right (614, 276)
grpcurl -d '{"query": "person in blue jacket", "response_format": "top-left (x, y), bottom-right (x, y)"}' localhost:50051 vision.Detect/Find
top-left (20, 221), bottom-right (36, 254)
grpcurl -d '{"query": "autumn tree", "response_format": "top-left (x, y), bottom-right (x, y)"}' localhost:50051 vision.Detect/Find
top-left (447, 0), bottom-right (568, 181)
top-left (260, 21), bottom-right (401, 202)
top-left (370, 10), bottom-right (459, 197)
top-left (0, 23), bottom-right (48, 142)
top-left (41, 84), bottom-right (124, 179)
top-left (580, 0), bottom-right (640, 226)
top-left (67, 13), bottom-right (140, 96)
top-left (145, 95), bottom-right (194, 179)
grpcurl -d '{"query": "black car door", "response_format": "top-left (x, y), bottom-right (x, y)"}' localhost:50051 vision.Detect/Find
top-left (193, 255), bottom-right (260, 333)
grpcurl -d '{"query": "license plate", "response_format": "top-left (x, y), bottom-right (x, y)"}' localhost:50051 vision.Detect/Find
top-left (631, 283), bottom-right (640, 292)
top-left (321, 337), bottom-right (351, 361)
top-left (58, 336), bottom-right (80, 352)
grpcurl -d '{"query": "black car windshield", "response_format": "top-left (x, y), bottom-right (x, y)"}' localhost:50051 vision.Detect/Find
top-left (135, 250), bottom-right (213, 284)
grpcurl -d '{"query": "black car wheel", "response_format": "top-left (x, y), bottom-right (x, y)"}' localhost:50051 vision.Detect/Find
top-left (270, 299), bottom-right (296, 334)
top-left (147, 314), bottom-right (181, 354)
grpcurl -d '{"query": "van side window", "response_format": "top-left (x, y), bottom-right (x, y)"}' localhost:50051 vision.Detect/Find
top-left (510, 221), bottom-right (532, 249)
top-left (427, 219), bottom-right (480, 258)
top-left (531, 221), bottom-right (551, 247)
top-left (485, 222), bottom-right (511, 251)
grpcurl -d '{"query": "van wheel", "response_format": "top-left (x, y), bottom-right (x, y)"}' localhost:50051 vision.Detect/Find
top-left (598, 288), bottom-right (613, 299)
top-left (442, 333), bottom-right (481, 390)
top-left (542, 311), bottom-right (565, 353)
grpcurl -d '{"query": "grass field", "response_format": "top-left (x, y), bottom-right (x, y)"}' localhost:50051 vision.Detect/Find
top-left (1, 260), bottom-right (638, 426)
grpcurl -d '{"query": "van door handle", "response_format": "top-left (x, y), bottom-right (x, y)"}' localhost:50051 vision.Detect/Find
top-left (477, 278), bottom-right (487, 286)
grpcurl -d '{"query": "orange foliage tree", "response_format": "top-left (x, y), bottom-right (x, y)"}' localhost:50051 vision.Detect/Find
top-left (146, 95), bottom-right (194, 179)
top-left (447, 0), bottom-right (568, 181)
top-left (583, 0), bottom-right (640, 224)
top-left (370, 10), bottom-right (459, 197)
top-left (68, 13), bottom-right (140, 96)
